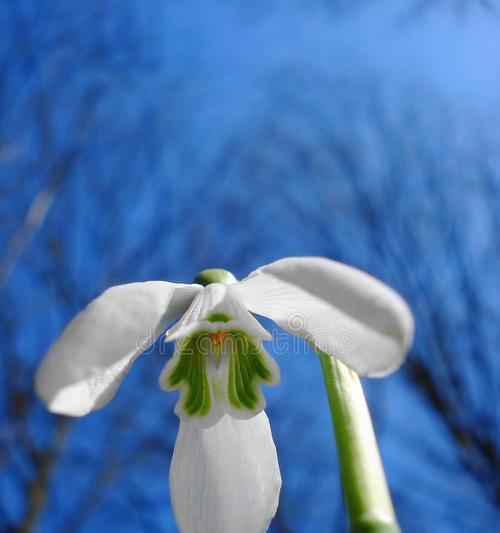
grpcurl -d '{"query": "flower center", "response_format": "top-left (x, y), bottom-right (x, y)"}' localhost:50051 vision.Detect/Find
top-left (163, 328), bottom-right (278, 419)
top-left (210, 331), bottom-right (229, 346)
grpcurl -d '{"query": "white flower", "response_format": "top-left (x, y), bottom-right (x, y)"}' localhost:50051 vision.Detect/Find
top-left (35, 257), bottom-right (413, 533)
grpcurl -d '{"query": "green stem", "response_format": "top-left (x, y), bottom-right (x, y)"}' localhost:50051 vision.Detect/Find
top-left (317, 350), bottom-right (400, 533)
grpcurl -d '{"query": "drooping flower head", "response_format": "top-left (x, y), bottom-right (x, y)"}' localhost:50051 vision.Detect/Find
top-left (160, 280), bottom-right (279, 428)
top-left (36, 257), bottom-right (413, 533)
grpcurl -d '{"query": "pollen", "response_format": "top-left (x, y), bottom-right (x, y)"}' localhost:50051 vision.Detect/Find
top-left (210, 331), bottom-right (228, 346)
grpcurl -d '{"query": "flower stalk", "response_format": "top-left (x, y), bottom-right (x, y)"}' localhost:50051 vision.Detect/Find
top-left (317, 350), bottom-right (400, 533)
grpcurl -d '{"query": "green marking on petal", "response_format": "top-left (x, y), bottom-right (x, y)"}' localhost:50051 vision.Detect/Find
top-left (226, 330), bottom-right (274, 410)
top-left (206, 312), bottom-right (232, 323)
top-left (164, 327), bottom-right (277, 420)
top-left (165, 332), bottom-right (212, 417)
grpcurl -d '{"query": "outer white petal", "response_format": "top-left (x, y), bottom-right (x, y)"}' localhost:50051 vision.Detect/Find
top-left (36, 281), bottom-right (201, 416)
top-left (165, 283), bottom-right (271, 342)
top-left (170, 412), bottom-right (281, 533)
top-left (232, 257), bottom-right (414, 376)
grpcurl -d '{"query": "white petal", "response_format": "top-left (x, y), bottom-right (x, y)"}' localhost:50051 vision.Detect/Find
top-left (36, 281), bottom-right (201, 416)
top-left (165, 283), bottom-right (271, 342)
top-left (233, 257), bottom-right (414, 376)
top-left (170, 412), bottom-right (281, 533)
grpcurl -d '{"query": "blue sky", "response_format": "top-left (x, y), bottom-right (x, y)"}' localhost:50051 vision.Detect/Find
top-left (0, 1), bottom-right (499, 532)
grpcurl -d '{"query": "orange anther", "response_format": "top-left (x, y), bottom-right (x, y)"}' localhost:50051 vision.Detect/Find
top-left (210, 331), bottom-right (228, 346)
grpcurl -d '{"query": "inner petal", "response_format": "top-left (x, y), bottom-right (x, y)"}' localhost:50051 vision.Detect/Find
top-left (213, 330), bottom-right (280, 420)
top-left (161, 283), bottom-right (279, 425)
top-left (165, 283), bottom-right (271, 342)
top-left (160, 331), bottom-right (223, 428)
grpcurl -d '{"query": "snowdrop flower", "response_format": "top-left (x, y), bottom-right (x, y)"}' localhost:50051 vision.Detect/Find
top-left (36, 257), bottom-right (413, 533)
